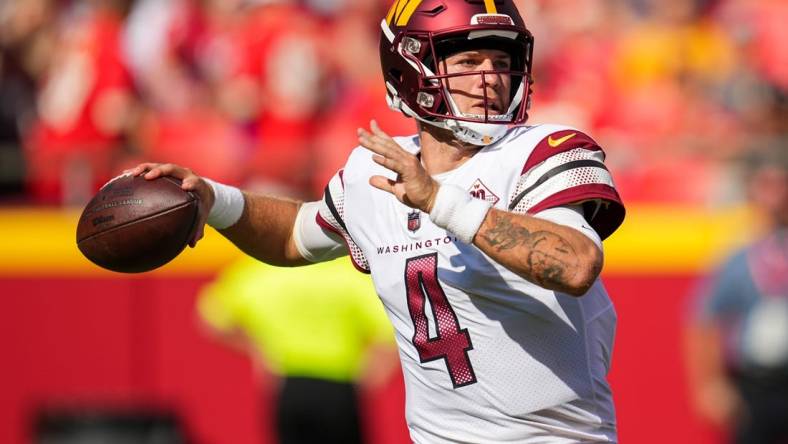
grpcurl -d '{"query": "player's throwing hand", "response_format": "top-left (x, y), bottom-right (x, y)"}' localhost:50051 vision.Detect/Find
top-left (359, 120), bottom-right (439, 212)
top-left (126, 162), bottom-right (216, 247)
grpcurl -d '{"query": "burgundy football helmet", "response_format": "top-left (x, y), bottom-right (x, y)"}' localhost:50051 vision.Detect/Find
top-left (380, 0), bottom-right (534, 145)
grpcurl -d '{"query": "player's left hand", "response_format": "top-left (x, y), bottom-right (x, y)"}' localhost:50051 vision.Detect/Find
top-left (359, 120), bottom-right (439, 212)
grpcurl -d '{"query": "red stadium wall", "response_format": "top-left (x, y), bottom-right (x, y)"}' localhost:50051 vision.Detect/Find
top-left (0, 277), bottom-right (406, 444)
top-left (0, 206), bottom-right (758, 444)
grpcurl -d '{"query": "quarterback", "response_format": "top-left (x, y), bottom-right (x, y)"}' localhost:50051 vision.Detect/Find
top-left (130, 0), bottom-right (625, 442)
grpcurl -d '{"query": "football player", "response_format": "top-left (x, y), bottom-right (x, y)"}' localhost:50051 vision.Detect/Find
top-left (129, 1), bottom-right (625, 442)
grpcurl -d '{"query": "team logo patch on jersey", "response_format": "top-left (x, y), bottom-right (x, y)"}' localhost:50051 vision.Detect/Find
top-left (407, 210), bottom-right (421, 232)
top-left (469, 179), bottom-right (500, 205)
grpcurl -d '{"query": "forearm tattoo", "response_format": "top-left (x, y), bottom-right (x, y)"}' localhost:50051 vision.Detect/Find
top-left (479, 212), bottom-right (579, 288)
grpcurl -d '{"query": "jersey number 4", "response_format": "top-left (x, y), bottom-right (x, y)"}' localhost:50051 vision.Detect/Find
top-left (405, 253), bottom-right (477, 388)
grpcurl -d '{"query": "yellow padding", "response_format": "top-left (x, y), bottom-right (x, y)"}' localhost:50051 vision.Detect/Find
top-left (0, 205), bottom-right (760, 277)
top-left (602, 204), bottom-right (758, 274)
top-left (0, 208), bottom-right (241, 277)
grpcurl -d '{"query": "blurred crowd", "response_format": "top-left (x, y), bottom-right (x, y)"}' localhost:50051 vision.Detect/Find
top-left (0, 0), bottom-right (785, 206)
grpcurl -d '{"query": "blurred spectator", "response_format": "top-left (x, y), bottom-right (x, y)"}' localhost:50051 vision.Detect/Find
top-left (24, 0), bottom-right (136, 206)
top-left (715, 0), bottom-right (788, 92)
top-left (685, 142), bottom-right (788, 444)
top-left (524, 0), bottom-right (633, 130)
top-left (1, 0), bottom-right (786, 207)
top-left (310, 0), bottom-right (413, 197)
top-left (123, 0), bottom-right (248, 187)
top-left (0, 0), bottom-right (53, 200)
top-left (197, 257), bottom-right (398, 444)
top-left (240, 0), bottom-right (329, 198)
top-left (602, 0), bottom-right (740, 203)
top-left (124, 0), bottom-right (328, 197)
top-left (714, 0), bottom-right (788, 139)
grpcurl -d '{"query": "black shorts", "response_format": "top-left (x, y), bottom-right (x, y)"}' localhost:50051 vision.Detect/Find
top-left (276, 376), bottom-right (363, 444)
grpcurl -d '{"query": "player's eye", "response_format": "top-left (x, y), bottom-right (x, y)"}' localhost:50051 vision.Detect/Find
top-left (494, 60), bottom-right (511, 70)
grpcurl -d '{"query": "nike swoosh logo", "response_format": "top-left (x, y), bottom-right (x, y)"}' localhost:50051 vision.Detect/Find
top-left (548, 133), bottom-right (577, 148)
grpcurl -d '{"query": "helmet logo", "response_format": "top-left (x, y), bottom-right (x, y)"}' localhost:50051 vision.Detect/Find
top-left (386, 0), bottom-right (424, 27)
top-left (403, 37), bottom-right (422, 54)
top-left (416, 92), bottom-right (435, 108)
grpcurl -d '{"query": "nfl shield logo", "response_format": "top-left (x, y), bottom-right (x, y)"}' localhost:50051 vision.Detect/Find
top-left (407, 210), bottom-right (421, 232)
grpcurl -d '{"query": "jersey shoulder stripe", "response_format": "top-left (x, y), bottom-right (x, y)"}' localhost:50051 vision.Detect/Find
top-left (316, 169), bottom-right (370, 273)
top-left (322, 182), bottom-right (348, 233)
top-left (509, 158), bottom-right (610, 211)
top-left (509, 126), bottom-right (625, 240)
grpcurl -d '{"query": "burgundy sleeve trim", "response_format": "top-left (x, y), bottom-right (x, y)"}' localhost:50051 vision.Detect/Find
top-left (522, 130), bottom-right (602, 174)
top-left (315, 212), bottom-right (371, 274)
top-left (315, 212), bottom-right (342, 236)
top-left (527, 184), bottom-right (625, 240)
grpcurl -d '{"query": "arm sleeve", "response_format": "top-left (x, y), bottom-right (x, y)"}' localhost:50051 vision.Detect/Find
top-left (533, 205), bottom-right (603, 251)
top-left (292, 168), bottom-right (370, 273)
top-left (313, 168), bottom-right (371, 273)
top-left (292, 201), bottom-right (347, 263)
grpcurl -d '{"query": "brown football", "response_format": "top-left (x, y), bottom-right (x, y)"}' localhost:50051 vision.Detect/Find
top-left (76, 174), bottom-right (200, 273)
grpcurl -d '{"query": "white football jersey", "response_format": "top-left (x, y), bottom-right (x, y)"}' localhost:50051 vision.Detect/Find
top-left (306, 124), bottom-right (625, 443)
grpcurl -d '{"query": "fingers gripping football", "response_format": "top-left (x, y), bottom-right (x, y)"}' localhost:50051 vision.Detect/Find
top-left (358, 121), bottom-right (439, 212)
top-left (126, 163), bottom-right (215, 247)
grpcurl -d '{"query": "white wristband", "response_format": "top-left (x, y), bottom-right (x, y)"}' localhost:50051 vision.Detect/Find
top-left (429, 184), bottom-right (492, 244)
top-left (204, 178), bottom-right (245, 229)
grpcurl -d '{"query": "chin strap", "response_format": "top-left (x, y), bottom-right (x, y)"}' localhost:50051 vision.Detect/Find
top-left (386, 83), bottom-right (509, 147)
top-left (443, 119), bottom-right (509, 146)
